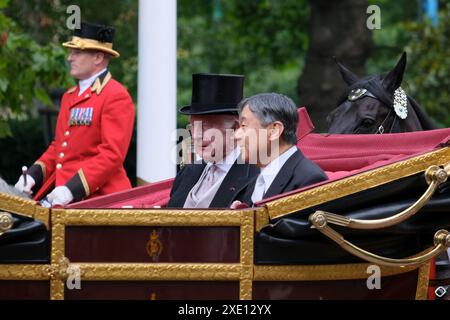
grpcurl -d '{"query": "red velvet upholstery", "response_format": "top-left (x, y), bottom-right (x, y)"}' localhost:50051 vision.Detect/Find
top-left (300, 130), bottom-right (450, 172)
top-left (297, 107), bottom-right (315, 140)
top-left (69, 107), bottom-right (450, 209)
top-left (68, 178), bottom-right (173, 209)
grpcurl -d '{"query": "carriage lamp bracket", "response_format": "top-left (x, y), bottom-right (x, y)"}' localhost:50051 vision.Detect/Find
top-left (308, 162), bottom-right (450, 267)
top-left (309, 211), bottom-right (450, 267)
top-left (309, 164), bottom-right (449, 231)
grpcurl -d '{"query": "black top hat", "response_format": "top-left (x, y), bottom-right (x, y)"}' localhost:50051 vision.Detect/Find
top-left (179, 73), bottom-right (245, 115)
top-left (63, 22), bottom-right (120, 57)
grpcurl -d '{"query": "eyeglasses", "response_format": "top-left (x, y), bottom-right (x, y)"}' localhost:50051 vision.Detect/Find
top-left (185, 122), bottom-right (217, 135)
top-left (186, 121), bottom-right (215, 133)
top-left (186, 120), bottom-right (236, 133)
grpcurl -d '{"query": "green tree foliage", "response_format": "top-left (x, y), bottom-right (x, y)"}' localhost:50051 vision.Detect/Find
top-left (4, 0), bottom-right (138, 99)
top-left (366, 0), bottom-right (449, 127)
top-left (0, 0), bottom-right (73, 138)
top-left (403, 3), bottom-right (450, 127)
top-left (366, 0), bottom-right (417, 74)
top-left (177, 0), bottom-right (310, 127)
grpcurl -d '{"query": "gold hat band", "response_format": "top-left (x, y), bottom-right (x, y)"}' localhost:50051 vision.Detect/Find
top-left (62, 36), bottom-right (120, 57)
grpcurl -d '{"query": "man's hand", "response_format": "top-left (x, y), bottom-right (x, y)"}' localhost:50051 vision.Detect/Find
top-left (230, 200), bottom-right (248, 209)
top-left (47, 186), bottom-right (74, 206)
top-left (14, 174), bottom-right (35, 195)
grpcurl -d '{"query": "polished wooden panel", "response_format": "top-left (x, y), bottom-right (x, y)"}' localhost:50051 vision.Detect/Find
top-left (65, 226), bottom-right (240, 263)
top-left (65, 281), bottom-right (239, 300)
top-left (0, 281), bottom-right (49, 300)
top-left (252, 270), bottom-right (418, 300)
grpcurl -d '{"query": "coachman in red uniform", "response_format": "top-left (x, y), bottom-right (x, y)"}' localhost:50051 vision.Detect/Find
top-left (14, 22), bottom-right (135, 206)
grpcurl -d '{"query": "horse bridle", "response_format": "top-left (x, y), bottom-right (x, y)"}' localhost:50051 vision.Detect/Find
top-left (374, 108), bottom-right (397, 134)
top-left (352, 105), bottom-right (397, 135)
top-left (348, 87), bottom-right (405, 135)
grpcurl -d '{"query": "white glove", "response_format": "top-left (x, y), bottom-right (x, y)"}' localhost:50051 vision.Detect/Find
top-left (47, 186), bottom-right (74, 206)
top-left (14, 174), bottom-right (35, 195)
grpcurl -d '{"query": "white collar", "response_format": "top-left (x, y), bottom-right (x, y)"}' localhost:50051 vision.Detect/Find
top-left (78, 68), bottom-right (107, 96)
top-left (259, 145), bottom-right (298, 191)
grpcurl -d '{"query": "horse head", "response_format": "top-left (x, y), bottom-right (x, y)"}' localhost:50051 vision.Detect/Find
top-left (327, 52), bottom-right (435, 134)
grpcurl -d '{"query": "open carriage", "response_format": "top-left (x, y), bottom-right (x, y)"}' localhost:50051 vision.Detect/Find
top-left (1, 108), bottom-right (449, 300)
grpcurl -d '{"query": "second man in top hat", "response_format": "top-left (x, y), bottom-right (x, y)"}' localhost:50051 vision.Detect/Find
top-left (167, 73), bottom-right (259, 208)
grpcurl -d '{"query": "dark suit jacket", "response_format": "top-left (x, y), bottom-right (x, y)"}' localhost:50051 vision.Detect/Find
top-left (166, 160), bottom-right (260, 208)
top-left (239, 148), bottom-right (328, 206)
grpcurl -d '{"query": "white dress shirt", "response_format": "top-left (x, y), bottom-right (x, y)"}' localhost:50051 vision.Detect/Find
top-left (183, 147), bottom-right (241, 208)
top-left (78, 68), bottom-right (107, 96)
top-left (251, 146), bottom-right (298, 203)
top-left (213, 147), bottom-right (241, 177)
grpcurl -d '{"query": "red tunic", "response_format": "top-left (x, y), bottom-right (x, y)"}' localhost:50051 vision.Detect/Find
top-left (29, 71), bottom-right (135, 202)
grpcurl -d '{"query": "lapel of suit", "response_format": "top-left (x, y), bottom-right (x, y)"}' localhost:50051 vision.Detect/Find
top-left (263, 149), bottom-right (303, 199)
top-left (240, 175), bottom-right (258, 207)
top-left (171, 163), bottom-right (206, 207)
top-left (210, 162), bottom-right (255, 207)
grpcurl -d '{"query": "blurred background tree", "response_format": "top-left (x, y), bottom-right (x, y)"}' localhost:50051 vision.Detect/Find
top-left (0, 0), bottom-right (449, 185)
top-left (0, 0), bottom-right (72, 137)
top-left (297, 0), bottom-right (373, 131)
top-left (403, 2), bottom-right (450, 127)
top-left (177, 0), bottom-right (310, 127)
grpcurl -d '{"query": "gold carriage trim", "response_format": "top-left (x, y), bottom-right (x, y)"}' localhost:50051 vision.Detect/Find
top-left (416, 263), bottom-right (431, 300)
top-left (255, 207), bottom-right (270, 232)
top-left (253, 263), bottom-right (430, 300)
top-left (51, 208), bottom-right (244, 226)
top-left (49, 208), bottom-right (255, 300)
top-left (72, 263), bottom-right (242, 281)
top-left (3, 148), bottom-right (446, 300)
top-left (0, 201), bottom-right (432, 300)
top-left (0, 264), bottom-right (51, 280)
top-left (253, 264), bottom-right (419, 281)
top-left (0, 192), bottom-right (49, 228)
top-left (264, 147), bottom-right (450, 220)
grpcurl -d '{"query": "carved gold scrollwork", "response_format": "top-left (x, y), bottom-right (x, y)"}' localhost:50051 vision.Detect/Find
top-left (44, 257), bottom-right (70, 280)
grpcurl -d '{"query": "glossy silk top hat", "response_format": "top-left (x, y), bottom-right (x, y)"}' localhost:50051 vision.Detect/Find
top-left (179, 73), bottom-right (245, 115)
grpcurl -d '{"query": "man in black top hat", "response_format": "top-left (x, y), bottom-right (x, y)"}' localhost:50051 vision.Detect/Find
top-left (14, 22), bottom-right (134, 206)
top-left (166, 73), bottom-right (259, 208)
